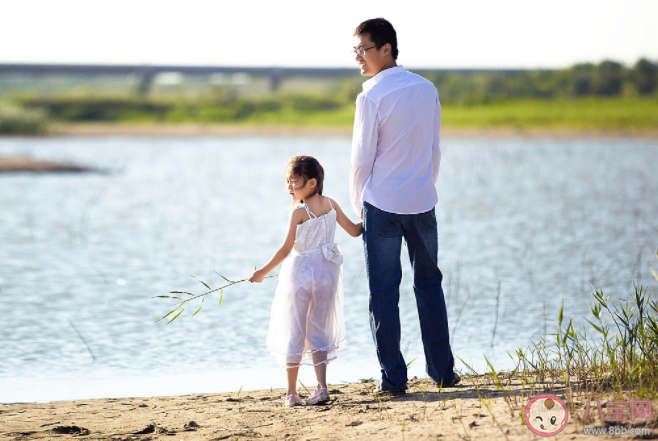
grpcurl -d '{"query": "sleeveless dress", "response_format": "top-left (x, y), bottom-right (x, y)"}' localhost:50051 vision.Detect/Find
top-left (266, 199), bottom-right (346, 367)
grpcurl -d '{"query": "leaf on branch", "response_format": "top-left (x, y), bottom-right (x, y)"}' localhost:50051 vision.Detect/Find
top-left (166, 307), bottom-right (186, 325)
top-left (156, 269), bottom-right (274, 324)
top-left (169, 291), bottom-right (194, 296)
top-left (214, 271), bottom-right (233, 283)
top-left (191, 297), bottom-right (205, 317)
top-left (191, 275), bottom-right (211, 290)
top-left (155, 302), bottom-right (184, 323)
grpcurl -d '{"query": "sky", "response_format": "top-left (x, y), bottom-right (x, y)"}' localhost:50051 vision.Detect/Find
top-left (2, 0), bottom-right (657, 69)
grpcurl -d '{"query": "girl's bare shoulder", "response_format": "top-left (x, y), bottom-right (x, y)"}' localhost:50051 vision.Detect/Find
top-left (316, 196), bottom-right (336, 216)
top-left (289, 204), bottom-right (310, 224)
top-left (326, 197), bottom-right (342, 212)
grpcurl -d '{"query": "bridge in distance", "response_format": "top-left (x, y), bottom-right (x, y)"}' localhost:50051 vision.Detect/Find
top-left (0, 63), bottom-right (529, 93)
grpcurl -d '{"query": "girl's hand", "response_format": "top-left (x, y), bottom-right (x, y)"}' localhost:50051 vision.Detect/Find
top-left (249, 269), bottom-right (266, 283)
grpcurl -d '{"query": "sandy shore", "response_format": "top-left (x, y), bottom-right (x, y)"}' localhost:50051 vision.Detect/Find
top-left (2, 378), bottom-right (655, 440)
top-left (0, 156), bottom-right (94, 173)
top-left (12, 122), bottom-right (657, 139)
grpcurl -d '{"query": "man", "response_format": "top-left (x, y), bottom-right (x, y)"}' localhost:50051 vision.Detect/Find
top-left (349, 18), bottom-right (459, 394)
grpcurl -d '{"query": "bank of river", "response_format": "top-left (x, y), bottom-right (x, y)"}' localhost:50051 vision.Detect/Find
top-left (4, 378), bottom-right (653, 440)
top-left (27, 122), bottom-right (658, 139)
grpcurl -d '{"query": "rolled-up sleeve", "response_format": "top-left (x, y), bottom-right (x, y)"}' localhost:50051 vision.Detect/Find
top-left (431, 95), bottom-right (442, 184)
top-left (349, 94), bottom-right (379, 217)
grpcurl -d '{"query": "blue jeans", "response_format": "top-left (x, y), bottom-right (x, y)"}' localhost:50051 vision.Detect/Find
top-left (363, 201), bottom-right (455, 390)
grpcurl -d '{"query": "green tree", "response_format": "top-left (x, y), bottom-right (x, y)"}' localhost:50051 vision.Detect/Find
top-left (569, 63), bottom-right (595, 96)
top-left (630, 58), bottom-right (658, 95)
top-left (593, 60), bottom-right (624, 96)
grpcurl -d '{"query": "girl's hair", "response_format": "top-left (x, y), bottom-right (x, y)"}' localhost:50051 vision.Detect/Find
top-left (286, 156), bottom-right (324, 198)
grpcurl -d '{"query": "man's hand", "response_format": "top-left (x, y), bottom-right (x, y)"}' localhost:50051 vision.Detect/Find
top-left (249, 269), bottom-right (267, 283)
top-left (360, 208), bottom-right (364, 220)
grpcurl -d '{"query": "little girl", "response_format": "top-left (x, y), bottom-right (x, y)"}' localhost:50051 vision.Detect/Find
top-left (249, 156), bottom-right (363, 407)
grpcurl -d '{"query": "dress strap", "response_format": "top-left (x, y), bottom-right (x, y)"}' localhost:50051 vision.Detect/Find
top-left (328, 198), bottom-right (334, 210)
top-left (302, 203), bottom-right (317, 219)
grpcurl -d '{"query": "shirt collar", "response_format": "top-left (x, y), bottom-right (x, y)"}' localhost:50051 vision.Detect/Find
top-left (362, 65), bottom-right (405, 92)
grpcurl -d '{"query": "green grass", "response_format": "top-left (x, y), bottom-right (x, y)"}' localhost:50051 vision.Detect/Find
top-left (234, 97), bottom-right (658, 130)
top-left (9, 95), bottom-right (658, 134)
top-left (443, 97), bottom-right (658, 130)
top-left (239, 106), bottom-right (356, 126)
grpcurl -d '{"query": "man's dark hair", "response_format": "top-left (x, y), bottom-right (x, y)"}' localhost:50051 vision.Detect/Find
top-left (354, 18), bottom-right (398, 60)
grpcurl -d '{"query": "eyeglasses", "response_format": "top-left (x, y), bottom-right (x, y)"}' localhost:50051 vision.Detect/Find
top-left (352, 45), bottom-right (380, 56)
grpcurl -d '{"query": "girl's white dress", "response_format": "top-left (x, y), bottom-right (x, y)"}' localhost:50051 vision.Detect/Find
top-left (267, 200), bottom-right (346, 367)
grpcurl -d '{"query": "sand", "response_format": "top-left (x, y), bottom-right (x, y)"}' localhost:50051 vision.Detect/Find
top-left (2, 378), bottom-right (655, 440)
top-left (0, 156), bottom-right (93, 173)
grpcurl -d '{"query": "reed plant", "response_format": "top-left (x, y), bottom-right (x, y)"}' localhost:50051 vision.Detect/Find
top-left (512, 274), bottom-right (658, 400)
top-left (461, 250), bottom-right (658, 429)
top-left (455, 251), bottom-right (658, 431)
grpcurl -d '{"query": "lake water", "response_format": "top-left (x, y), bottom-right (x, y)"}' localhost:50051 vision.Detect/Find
top-left (1, 136), bottom-right (657, 403)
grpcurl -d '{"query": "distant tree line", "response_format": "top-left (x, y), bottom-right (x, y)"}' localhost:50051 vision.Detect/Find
top-left (420, 58), bottom-right (658, 105)
top-left (9, 58), bottom-right (657, 129)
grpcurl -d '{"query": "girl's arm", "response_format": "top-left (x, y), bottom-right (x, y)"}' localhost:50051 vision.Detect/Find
top-left (249, 208), bottom-right (304, 283)
top-left (331, 198), bottom-right (363, 237)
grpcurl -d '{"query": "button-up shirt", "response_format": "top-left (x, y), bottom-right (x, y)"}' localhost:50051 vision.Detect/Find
top-left (349, 65), bottom-right (441, 216)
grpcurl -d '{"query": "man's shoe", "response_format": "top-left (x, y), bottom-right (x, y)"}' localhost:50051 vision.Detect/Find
top-left (434, 374), bottom-right (461, 388)
top-left (372, 384), bottom-right (406, 396)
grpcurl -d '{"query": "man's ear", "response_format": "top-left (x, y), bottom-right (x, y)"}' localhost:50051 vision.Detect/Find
top-left (382, 43), bottom-right (392, 57)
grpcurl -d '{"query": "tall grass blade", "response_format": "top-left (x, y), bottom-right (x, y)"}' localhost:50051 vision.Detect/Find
top-left (406, 357), bottom-right (418, 368)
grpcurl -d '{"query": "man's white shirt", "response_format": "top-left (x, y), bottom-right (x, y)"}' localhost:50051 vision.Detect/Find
top-left (349, 65), bottom-right (441, 217)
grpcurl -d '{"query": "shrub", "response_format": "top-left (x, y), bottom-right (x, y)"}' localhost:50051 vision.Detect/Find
top-left (0, 102), bottom-right (47, 135)
top-left (19, 97), bottom-right (172, 122)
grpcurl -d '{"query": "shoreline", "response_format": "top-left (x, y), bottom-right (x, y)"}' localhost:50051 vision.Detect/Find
top-left (2, 122), bottom-right (658, 139)
top-left (4, 124), bottom-right (657, 172)
top-left (2, 379), bottom-right (654, 440)
top-left (0, 155), bottom-right (94, 173)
